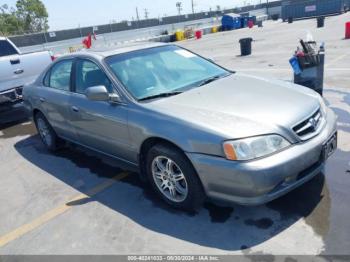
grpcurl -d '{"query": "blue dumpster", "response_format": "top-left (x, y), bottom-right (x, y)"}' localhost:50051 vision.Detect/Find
top-left (222, 13), bottom-right (241, 30)
top-left (240, 17), bottom-right (249, 28)
top-left (233, 17), bottom-right (241, 29)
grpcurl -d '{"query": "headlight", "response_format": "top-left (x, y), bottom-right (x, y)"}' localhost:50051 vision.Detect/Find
top-left (223, 135), bottom-right (291, 161)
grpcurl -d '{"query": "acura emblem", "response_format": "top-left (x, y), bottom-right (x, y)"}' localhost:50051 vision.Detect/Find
top-left (309, 118), bottom-right (318, 130)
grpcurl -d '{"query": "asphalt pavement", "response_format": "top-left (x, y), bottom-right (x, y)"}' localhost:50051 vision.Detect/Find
top-left (1, 13), bottom-right (350, 256)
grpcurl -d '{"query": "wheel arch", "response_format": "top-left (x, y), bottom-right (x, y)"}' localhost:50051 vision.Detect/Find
top-left (138, 136), bottom-right (203, 185)
top-left (33, 108), bottom-right (42, 118)
top-left (138, 137), bottom-right (184, 175)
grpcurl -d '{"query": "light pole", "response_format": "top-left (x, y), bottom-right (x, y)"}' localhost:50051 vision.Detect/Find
top-left (266, 0), bottom-right (269, 17)
top-left (176, 2), bottom-right (182, 15)
top-left (135, 7), bottom-right (140, 22)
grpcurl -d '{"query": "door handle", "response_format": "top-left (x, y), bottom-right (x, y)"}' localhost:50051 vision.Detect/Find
top-left (14, 69), bottom-right (24, 75)
top-left (71, 106), bottom-right (79, 112)
top-left (10, 59), bottom-right (20, 65)
top-left (39, 97), bottom-right (45, 103)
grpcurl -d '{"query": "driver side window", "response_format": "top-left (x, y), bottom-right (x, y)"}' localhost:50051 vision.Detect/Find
top-left (75, 59), bottom-right (113, 94)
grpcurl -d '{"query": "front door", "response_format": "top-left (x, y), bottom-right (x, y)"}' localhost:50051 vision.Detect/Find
top-left (68, 58), bottom-right (134, 163)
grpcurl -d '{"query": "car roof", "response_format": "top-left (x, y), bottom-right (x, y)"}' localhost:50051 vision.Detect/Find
top-left (90, 41), bottom-right (168, 57)
top-left (63, 41), bottom-right (170, 60)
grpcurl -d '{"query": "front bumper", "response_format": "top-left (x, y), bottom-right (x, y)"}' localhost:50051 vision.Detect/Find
top-left (186, 109), bottom-right (337, 206)
top-left (0, 87), bottom-right (23, 104)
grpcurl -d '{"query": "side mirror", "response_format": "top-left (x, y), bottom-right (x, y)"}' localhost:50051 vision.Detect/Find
top-left (85, 86), bottom-right (109, 101)
top-left (85, 86), bottom-right (122, 103)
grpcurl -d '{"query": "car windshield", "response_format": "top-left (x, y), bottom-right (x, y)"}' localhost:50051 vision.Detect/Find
top-left (105, 45), bottom-right (230, 100)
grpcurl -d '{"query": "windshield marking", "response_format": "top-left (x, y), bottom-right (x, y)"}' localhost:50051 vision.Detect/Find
top-left (174, 50), bottom-right (196, 58)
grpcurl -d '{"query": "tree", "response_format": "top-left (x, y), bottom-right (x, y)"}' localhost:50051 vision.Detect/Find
top-left (0, 0), bottom-right (49, 35)
top-left (16, 0), bottom-right (49, 33)
top-left (0, 4), bottom-right (23, 35)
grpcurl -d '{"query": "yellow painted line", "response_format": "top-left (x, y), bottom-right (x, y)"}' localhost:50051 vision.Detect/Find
top-left (326, 53), bottom-right (348, 67)
top-left (0, 172), bottom-right (129, 248)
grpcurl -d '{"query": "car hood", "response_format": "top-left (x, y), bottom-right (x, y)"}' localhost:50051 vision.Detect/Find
top-left (143, 73), bottom-right (321, 139)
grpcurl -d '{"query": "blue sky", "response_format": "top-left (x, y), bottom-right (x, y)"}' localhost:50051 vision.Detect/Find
top-left (1, 0), bottom-right (272, 30)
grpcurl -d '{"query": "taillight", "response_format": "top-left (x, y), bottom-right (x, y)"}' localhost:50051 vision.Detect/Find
top-left (51, 55), bottom-right (56, 61)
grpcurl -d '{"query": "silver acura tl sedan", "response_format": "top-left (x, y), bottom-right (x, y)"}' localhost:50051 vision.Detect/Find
top-left (23, 43), bottom-right (337, 211)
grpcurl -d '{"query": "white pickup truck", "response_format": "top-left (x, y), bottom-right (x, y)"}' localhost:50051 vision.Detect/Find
top-left (0, 37), bottom-right (53, 106)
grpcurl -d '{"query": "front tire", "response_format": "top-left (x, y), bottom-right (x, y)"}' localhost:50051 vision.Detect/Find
top-left (146, 144), bottom-right (205, 212)
top-left (34, 112), bottom-right (60, 152)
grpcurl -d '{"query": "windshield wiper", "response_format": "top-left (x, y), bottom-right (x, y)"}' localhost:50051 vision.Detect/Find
top-left (139, 91), bottom-right (183, 101)
top-left (197, 74), bottom-right (228, 87)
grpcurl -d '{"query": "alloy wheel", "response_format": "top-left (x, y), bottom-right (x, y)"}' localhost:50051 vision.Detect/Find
top-left (151, 156), bottom-right (188, 203)
top-left (37, 117), bottom-right (52, 147)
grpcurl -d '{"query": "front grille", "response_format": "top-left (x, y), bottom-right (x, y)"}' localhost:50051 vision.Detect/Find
top-left (293, 109), bottom-right (323, 139)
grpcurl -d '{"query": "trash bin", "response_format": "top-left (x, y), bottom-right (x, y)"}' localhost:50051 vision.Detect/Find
top-left (195, 30), bottom-right (202, 39)
top-left (346, 22), bottom-right (350, 39)
top-left (257, 21), bottom-right (263, 27)
top-left (175, 30), bottom-right (185, 41)
top-left (293, 41), bottom-right (325, 96)
top-left (248, 20), bottom-right (254, 28)
top-left (239, 38), bottom-right (253, 56)
top-left (288, 17), bottom-right (293, 23)
top-left (317, 17), bottom-right (325, 28)
top-left (169, 34), bottom-right (176, 42)
top-left (271, 14), bottom-right (279, 21)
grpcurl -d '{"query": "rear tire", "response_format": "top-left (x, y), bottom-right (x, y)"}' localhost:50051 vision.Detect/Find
top-left (34, 112), bottom-right (60, 152)
top-left (146, 143), bottom-right (205, 212)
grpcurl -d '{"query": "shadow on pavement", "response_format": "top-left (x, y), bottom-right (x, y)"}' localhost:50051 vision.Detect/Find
top-left (324, 88), bottom-right (350, 133)
top-left (14, 134), bottom-right (329, 252)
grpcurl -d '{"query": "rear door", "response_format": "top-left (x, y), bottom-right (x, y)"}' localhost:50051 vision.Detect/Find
top-left (38, 59), bottom-right (77, 140)
top-left (68, 58), bottom-right (134, 162)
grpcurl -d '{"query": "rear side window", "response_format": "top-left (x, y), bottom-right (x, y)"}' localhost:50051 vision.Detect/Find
top-left (0, 40), bottom-right (18, 57)
top-left (43, 71), bottom-right (50, 87)
top-left (49, 60), bottom-right (73, 91)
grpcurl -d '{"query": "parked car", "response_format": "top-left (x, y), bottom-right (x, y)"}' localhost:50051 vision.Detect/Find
top-left (23, 43), bottom-right (337, 211)
top-left (0, 37), bottom-right (53, 106)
